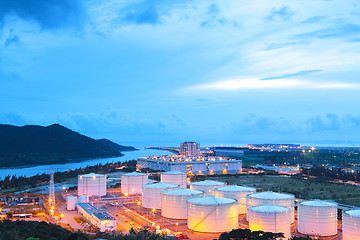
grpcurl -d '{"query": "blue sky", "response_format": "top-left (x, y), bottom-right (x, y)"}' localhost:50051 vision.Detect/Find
top-left (1, 0), bottom-right (360, 147)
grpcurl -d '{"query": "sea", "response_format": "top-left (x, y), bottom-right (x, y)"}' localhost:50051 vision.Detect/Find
top-left (0, 148), bottom-right (171, 180)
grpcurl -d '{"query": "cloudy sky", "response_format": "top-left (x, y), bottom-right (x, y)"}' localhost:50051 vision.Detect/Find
top-left (1, 0), bottom-right (360, 147)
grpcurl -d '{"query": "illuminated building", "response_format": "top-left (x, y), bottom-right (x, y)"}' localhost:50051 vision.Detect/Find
top-left (137, 155), bottom-right (242, 175)
top-left (180, 142), bottom-right (200, 157)
top-left (77, 203), bottom-right (116, 232)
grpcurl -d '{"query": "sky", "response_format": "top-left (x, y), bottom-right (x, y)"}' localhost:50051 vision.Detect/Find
top-left (0, 0), bottom-right (360, 147)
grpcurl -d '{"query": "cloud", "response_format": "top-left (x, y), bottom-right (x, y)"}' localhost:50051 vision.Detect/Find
top-left (261, 69), bottom-right (322, 80)
top-left (122, 0), bottom-right (161, 25)
top-left (306, 113), bottom-right (341, 132)
top-left (188, 78), bottom-right (359, 91)
top-left (0, 0), bottom-right (86, 31)
top-left (266, 6), bottom-right (293, 21)
top-left (4, 34), bottom-right (20, 47)
top-left (296, 23), bottom-right (360, 40)
top-left (301, 16), bottom-right (326, 24)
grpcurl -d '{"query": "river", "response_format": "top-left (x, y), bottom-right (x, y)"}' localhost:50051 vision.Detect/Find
top-left (0, 148), bottom-right (171, 180)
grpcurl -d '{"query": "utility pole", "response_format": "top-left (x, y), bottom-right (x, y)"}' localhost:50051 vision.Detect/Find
top-left (49, 168), bottom-right (55, 207)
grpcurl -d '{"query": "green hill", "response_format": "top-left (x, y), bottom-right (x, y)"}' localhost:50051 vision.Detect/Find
top-left (0, 124), bottom-right (134, 168)
top-left (97, 138), bottom-right (138, 152)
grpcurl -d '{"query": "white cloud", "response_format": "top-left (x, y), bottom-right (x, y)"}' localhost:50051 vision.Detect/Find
top-left (188, 78), bottom-right (359, 91)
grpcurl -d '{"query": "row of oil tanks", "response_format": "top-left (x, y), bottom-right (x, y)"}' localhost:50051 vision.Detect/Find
top-left (66, 195), bottom-right (89, 210)
top-left (120, 171), bottom-right (360, 239)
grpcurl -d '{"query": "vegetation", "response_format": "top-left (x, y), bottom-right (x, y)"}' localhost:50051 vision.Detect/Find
top-left (94, 227), bottom-right (166, 240)
top-left (0, 220), bottom-right (89, 240)
top-left (0, 123), bottom-right (135, 168)
top-left (0, 160), bottom-right (137, 191)
top-left (0, 221), bottom-right (167, 240)
top-left (97, 138), bottom-right (138, 152)
top-left (219, 228), bottom-right (284, 240)
top-left (302, 165), bottom-right (360, 182)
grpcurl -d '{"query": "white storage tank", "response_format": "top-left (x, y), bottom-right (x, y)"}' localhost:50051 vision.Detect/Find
top-left (343, 209), bottom-right (360, 240)
top-left (121, 172), bottom-right (148, 195)
top-left (142, 182), bottom-right (179, 209)
top-left (298, 200), bottom-right (338, 237)
top-left (247, 191), bottom-right (295, 223)
top-left (161, 188), bottom-right (203, 219)
top-left (161, 171), bottom-right (187, 188)
top-left (248, 205), bottom-right (291, 240)
top-left (78, 195), bottom-right (89, 203)
top-left (216, 185), bottom-right (256, 214)
top-left (189, 180), bottom-right (226, 196)
top-left (78, 173), bottom-right (107, 197)
top-left (66, 196), bottom-right (77, 211)
top-left (187, 196), bottom-right (238, 233)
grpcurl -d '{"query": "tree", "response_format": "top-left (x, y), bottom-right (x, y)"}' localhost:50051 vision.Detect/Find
top-left (219, 228), bottom-right (285, 240)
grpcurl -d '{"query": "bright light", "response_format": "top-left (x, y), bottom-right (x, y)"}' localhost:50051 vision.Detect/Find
top-left (124, 193), bottom-right (129, 197)
top-left (152, 208), bottom-right (156, 212)
top-left (51, 206), bottom-right (55, 210)
top-left (62, 186), bottom-right (66, 190)
top-left (60, 214), bottom-right (64, 218)
top-left (131, 188), bottom-right (135, 192)
top-left (49, 198), bottom-right (52, 202)
top-left (175, 223), bottom-right (178, 226)
top-left (137, 202), bottom-right (141, 205)
top-left (311, 147), bottom-right (315, 151)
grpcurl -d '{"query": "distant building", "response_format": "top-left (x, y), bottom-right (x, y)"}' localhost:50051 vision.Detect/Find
top-left (77, 203), bottom-right (116, 232)
top-left (137, 155), bottom-right (242, 175)
top-left (180, 142), bottom-right (200, 157)
top-left (212, 147), bottom-right (247, 157)
top-left (248, 144), bottom-right (301, 150)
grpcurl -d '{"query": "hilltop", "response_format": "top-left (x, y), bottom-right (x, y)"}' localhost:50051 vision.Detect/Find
top-left (0, 124), bottom-right (135, 168)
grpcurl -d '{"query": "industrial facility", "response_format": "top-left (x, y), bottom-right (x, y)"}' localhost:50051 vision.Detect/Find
top-left (137, 155), bottom-right (242, 174)
top-left (66, 161), bottom-right (360, 239)
top-left (78, 173), bottom-right (107, 197)
top-left (77, 202), bottom-right (117, 232)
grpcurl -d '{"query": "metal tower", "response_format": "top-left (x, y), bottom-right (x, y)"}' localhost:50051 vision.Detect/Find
top-left (49, 167), bottom-right (55, 206)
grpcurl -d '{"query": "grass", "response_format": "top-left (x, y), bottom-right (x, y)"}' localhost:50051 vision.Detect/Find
top-left (208, 174), bottom-right (360, 207)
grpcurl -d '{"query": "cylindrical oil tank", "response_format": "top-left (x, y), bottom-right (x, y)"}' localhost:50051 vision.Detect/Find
top-left (142, 182), bottom-right (179, 209)
top-left (216, 185), bottom-right (256, 214)
top-left (78, 173), bottom-right (106, 197)
top-left (189, 180), bottom-right (226, 196)
top-left (161, 188), bottom-right (203, 219)
top-left (66, 196), bottom-right (77, 210)
top-left (247, 191), bottom-right (295, 223)
top-left (121, 172), bottom-right (148, 195)
top-left (78, 195), bottom-right (89, 203)
top-left (187, 196), bottom-right (238, 233)
top-left (298, 200), bottom-right (338, 236)
top-left (161, 171), bottom-right (187, 188)
top-left (343, 209), bottom-right (360, 240)
top-left (249, 205), bottom-right (291, 240)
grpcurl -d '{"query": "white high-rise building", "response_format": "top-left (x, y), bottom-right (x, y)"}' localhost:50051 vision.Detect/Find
top-left (180, 142), bottom-right (200, 157)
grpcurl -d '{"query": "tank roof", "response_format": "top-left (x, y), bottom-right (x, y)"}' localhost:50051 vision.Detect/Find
top-left (187, 196), bottom-right (236, 205)
top-left (79, 172), bottom-right (105, 178)
top-left (162, 188), bottom-right (203, 196)
top-left (123, 171), bottom-right (147, 176)
top-left (161, 171), bottom-right (186, 175)
top-left (191, 180), bottom-right (226, 186)
top-left (300, 200), bottom-right (337, 207)
top-left (143, 182), bottom-right (179, 189)
top-left (248, 191), bottom-right (294, 200)
top-left (345, 209), bottom-right (360, 217)
top-left (67, 196), bottom-right (77, 199)
top-left (250, 204), bottom-right (290, 213)
top-left (216, 185), bottom-right (256, 192)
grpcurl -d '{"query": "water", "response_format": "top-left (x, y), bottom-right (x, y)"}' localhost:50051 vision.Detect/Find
top-left (0, 148), bottom-right (171, 180)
